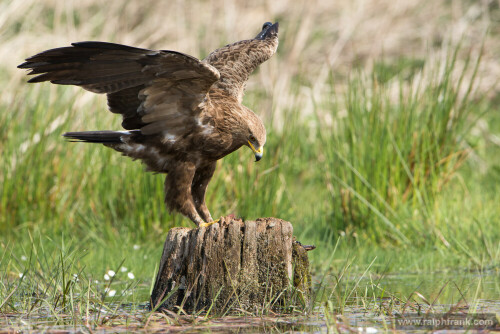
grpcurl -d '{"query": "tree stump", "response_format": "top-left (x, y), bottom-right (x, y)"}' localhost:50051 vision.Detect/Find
top-left (150, 216), bottom-right (313, 313)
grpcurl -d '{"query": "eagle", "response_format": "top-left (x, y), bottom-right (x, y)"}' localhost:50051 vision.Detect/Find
top-left (18, 22), bottom-right (279, 228)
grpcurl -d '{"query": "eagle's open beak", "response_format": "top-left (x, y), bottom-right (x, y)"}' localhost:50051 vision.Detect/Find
top-left (248, 141), bottom-right (264, 162)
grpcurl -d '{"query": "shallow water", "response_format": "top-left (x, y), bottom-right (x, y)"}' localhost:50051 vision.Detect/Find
top-left (371, 270), bottom-right (499, 299)
top-left (321, 270), bottom-right (500, 332)
top-left (2, 271), bottom-right (499, 333)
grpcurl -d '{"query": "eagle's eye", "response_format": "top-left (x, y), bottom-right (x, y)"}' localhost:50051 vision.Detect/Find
top-left (249, 134), bottom-right (256, 142)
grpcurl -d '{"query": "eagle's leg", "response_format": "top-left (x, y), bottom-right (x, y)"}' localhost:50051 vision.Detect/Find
top-left (192, 162), bottom-right (217, 224)
top-left (164, 162), bottom-right (205, 227)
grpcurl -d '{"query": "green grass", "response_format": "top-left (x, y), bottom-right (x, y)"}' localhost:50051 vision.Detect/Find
top-left (318, 47), bottom-right (482, 244)
top-left (2, 32), bottom-right (500, 333)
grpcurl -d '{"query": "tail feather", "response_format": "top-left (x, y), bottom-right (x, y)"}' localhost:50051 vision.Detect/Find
top-left (63, 130), bottom-right (134, 143)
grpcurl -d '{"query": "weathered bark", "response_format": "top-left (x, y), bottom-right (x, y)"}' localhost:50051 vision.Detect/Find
top-left (150, 216), bottom-right (313, 313)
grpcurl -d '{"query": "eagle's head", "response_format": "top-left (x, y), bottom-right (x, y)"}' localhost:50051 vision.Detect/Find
top-left (244, 110), bottom-right (266, 162)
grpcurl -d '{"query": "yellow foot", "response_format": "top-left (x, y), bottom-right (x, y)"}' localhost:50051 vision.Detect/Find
top-left (199, 219), bottom-right (219, 228)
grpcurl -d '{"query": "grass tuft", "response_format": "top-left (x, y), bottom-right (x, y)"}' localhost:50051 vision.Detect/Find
top-left (317, 45), bottom-right (483, 245)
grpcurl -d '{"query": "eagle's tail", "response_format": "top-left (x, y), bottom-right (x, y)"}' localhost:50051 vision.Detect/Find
top-left (63, 130), bottom-right (135, 143)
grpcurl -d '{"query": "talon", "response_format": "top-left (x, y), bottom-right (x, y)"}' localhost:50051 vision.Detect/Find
top-left (199, 219), bottom-right (219, 228)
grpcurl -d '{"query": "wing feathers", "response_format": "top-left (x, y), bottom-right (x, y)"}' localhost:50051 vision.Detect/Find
top-left (203, 22), bottom-right (278, 102)
top-left (107, 85), bottom-right (144, 116)
top-left (20, 47), bottom-right (149, 93)
top-left (71, 41), bottom-right (151, 53)
top-left (19, 23), bottom-right (277, 137)
top-left (142, 111), bottom-right (182, 123)
top-left (19, 41), bottom-right (220, 136)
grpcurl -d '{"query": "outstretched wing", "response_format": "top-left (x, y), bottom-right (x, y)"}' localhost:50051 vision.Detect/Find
top-left (18, 42), bottom-right (220, 135)
top-left (203, 22), bottom-right (279, 102)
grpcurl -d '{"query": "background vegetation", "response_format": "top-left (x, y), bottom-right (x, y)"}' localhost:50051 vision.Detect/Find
top-left (1, 0), bottom-right (499, 330)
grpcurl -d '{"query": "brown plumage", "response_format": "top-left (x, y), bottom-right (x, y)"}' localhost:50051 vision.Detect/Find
top-left (18, 22), bottom-right (279, 227)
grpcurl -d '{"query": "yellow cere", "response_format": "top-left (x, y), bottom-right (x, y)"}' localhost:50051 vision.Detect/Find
top-left (248, 140), bottom-right (263, 154)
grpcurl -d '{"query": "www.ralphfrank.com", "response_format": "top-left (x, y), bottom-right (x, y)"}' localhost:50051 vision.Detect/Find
top-left (393, 313), bottom-right (498, 329)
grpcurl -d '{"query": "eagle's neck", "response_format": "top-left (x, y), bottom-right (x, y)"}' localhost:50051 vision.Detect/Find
top-left (208, 91), bottom-right (251, 154)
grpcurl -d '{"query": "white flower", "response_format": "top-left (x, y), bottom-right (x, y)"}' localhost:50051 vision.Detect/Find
top-left (120, 267), bottom-right (128, 272)
top-left (107, 270), bottom-right (115, 277)
top-left (108, 290), bottom-right (116, 297)
top-left (104, 274), bottom-right (110, 281)
top-left (127, 272), bottom-right (135, 279)
top-left (21, 255), bottom-right (27, 261)
top-left (19, 273), bottom-right (24, 278)
top-left (133, 245), bottom-right (140, 250)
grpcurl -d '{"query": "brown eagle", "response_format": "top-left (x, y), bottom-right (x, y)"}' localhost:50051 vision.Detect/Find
top-left (19, 22), bottom-right (279, 228)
